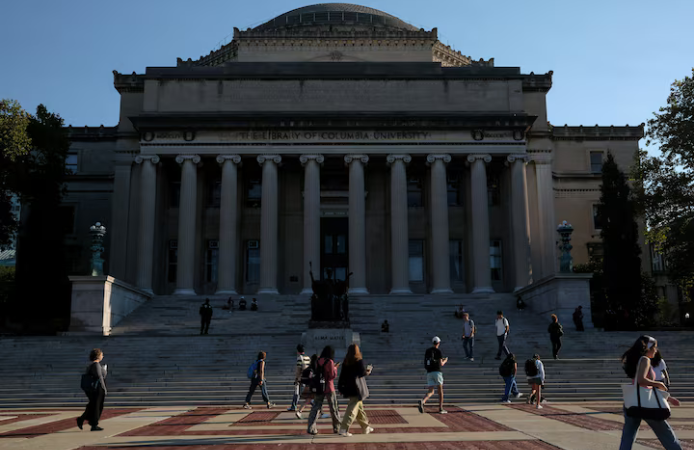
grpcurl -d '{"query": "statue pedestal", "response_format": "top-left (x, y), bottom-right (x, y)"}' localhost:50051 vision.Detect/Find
top-left (302, 328), bottom-right (360, 360)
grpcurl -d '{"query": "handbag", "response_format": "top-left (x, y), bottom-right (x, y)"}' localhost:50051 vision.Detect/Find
top-left (356, 376), bottom-right (369, 401)
top-left (622, 382), bottom-right (671, 421)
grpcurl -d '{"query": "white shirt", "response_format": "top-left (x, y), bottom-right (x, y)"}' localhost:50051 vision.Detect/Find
top-left (496, 317), bottom-right (509, 336)
top-left (652, 360), bottom-right (668, 382)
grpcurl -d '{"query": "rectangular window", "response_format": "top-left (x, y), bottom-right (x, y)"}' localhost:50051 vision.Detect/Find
top-left (246, 178), bottom-right (262, 208)
top-left (407, 176), bottom-right (423, 208)
top-left (487, 171), bottom-right (501, 206)
top-left (593, 205), bottom-right (603, 230)
top-left (246, 240), bottom-right (260, 283)
top-left (58, 206), bottom-right (76, 235)
top-left (205, 240), bottom-right (219, 283)
top-left (447, 172), bottom-right (461, 206)
top-left (207, 180), bottom-right (221, 208)
top-left (449, 240), bottom-right (464, 282)
top-left (587, 242), bottom-right (604, 264)
top-left (490, 240), bottom-right (502, 281)
top-left (650, 246), bottom-right (666, 273)
top-left (170, 182), bottom-right (181, 208)
top-left (408, 240), bottom-right (424, 282)
top-left (65, 154), bottom-right (78, 174)
top-left (590, 152), bottom-right (603, 173)
top-left (168, 240), bottom-right (178, 283)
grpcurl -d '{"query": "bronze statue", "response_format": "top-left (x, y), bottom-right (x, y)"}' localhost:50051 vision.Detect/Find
top-left (308, 261), bottom-right (352, 324)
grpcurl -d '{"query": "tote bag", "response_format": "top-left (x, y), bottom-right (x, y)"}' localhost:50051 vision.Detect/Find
top-left (356, 376), bottom-right (370, 401)
top-left (622, 382), bottom-right (671, 421)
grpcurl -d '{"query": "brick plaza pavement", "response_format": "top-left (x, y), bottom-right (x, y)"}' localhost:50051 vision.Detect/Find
top-left (1, 402), bottom-right (693, 449)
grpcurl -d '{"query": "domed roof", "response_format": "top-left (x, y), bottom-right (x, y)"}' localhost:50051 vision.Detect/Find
top-left (253, 3), bottom-right (419, 32)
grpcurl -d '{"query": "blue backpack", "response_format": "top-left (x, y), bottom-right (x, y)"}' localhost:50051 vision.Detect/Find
top-left (247, 360), bottom-right (260, 379)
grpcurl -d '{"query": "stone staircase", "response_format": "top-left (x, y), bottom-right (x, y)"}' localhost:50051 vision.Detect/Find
top-left (0, 293), bottom-right (693, 408)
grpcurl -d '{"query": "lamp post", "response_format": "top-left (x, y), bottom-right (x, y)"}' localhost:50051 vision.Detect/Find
top-left (89, 222), bottom-right (106, 276)
top-left (557, 220), bottom-right (574, 273)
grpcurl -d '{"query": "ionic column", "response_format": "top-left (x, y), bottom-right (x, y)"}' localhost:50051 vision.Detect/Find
top-left (174, 154), bottom-right (201, 295)
top-left (533, 153), bottom-right (556, 277)
top-left (216, 155), bottom-right (242, 295)
top-left (507, 154), bottom-right (531, 291)
top-left (427, 154), bottom-right (453, 294)
top-left (109, 161), bottom-right (132, 280)
top-left (300, 154), bottom-right (324, 295)
top-left (468, 154), bottom-right (494, 294)
top-left (345, 155), bottom-right (369, 295)
top-left (257, 155), bottom-right (282, 295)
top-left (387, 154), bottom-right (412, 294)
top-left (135, 155), bottom-right (159, 294)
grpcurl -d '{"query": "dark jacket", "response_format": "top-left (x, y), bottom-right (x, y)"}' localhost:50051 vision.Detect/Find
top-left (199, 303), bottom-right (213, 319)
top-left (337, 359), bottom-right (366, 398)
top-left (548, 322), bottom-right (563, 339)
top-left (86, 361), bottom-right (107, 394)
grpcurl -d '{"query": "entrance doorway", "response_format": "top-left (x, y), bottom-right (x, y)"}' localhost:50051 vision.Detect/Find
top-left (321, 218), bottom-right (348, 282)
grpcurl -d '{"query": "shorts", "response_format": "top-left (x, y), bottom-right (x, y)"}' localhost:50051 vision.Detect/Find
top-left (528, 377), bottom-right (543, 386)
top-left (427, 371), bottom-right (444, 386)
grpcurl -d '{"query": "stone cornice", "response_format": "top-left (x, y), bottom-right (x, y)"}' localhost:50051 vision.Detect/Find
top-left (521, 71), bottom-right (553, 92)
top-left (234, 26), bottom-right (437, 40)
top-left (257, 155), bottom-right (282, 165)
top-left (551, 124), bottom-right (645, 141)
top-left (299, 154), bottom-right (325, 166)
top-left (113, 71), bottom-right (145, 93)
top-left (66, 125), bottom-right (118, 141)
top-left (528, 150), bottom-right (553, 165)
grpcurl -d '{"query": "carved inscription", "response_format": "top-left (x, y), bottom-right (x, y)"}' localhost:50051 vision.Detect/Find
top-left (231, 130), bottom-right (431, 141)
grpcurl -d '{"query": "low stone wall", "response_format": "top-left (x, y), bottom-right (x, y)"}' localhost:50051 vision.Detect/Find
top-left (515, 274), bottom-right (593, 328)
top-left (68, 276), bottom-right (152, 335)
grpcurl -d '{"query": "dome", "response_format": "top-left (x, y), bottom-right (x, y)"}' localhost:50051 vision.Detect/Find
top-left (253, 3), bottom-right (419, 32)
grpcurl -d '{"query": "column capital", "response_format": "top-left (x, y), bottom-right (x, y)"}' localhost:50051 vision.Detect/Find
top-left (426, 154), bottom-right (451, 165)
top-left (216, 154), bottom-right (242, 165)
top-left (344, 154), bottom-right (369, 166)
top-left (135, 155), bottom-right (160, 165)
top-left (175, 154), bottom-right (201, 165)
top-left (257, 154), bottom-right (282, 165)
top-left (506, 154), bottom-right (530, 165)
top-left (466, 154), bottom-right (492, 164)
top-left (386, 154), bottom-right (411, 166)
top-left (299, 154), bottom-right (325, 166)
top-left (528, 150), bottom-right (553, 165)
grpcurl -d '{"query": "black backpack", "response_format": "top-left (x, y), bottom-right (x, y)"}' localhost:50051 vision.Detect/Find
top-left (525, 359), bottom-right (538, 377)
top-left (80, 364), bottom-right (99, 393)
top-left (424, 348), bottom-right (438, 370)
top-left (499, 359), bottom-right (515, 377)
top-left (300, 366), bottom-right (313, 386)
top-left (312, 361), bottom-right (326, 395)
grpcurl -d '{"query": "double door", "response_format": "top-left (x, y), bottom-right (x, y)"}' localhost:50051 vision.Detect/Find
top-left (320, 218), bottom-right (348, 282)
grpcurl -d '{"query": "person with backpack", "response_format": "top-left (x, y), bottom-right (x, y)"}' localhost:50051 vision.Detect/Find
top-left (76, 348), bottom-right (107, 432)
top-left (295, 354), bottom-right (318, 419)
top-left (199, 299), bottom-right (213, 335)
top-left (548, 314), bottom-right (564, 359)
top-left (499, 353), bottom-right (523, 403)
top-left (525, 354), bottom-right (545, 409)
top-left (461, 312), bottom-right (475, 361)
top-left (288, 344), bottom-right (311, 412)
top-left (307, 345), bottom-right (342, 435)
top-left (418, 336), bottom-right (449, 414)
top-left (337, 344), bottom-right (374, 436)
top-left (243, 351), bottom-right (275, 409)
top-left (494, 310), bottom-right (510, 360)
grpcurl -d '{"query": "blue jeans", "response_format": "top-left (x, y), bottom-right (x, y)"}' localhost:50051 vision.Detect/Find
top-left (619, 409), bottom-right (681, 450)
top-left (501, 376), bottom-right (519, 401)
top-left (463, 337), bottom-right (474, 358)
top-left (496, 334), bottom-right (509, 358)
top-left (245, 378), bottom-right (270, 405)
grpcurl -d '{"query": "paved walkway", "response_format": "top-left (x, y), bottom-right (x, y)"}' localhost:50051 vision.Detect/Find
top-left (1, 402), bottom-right (692, 449)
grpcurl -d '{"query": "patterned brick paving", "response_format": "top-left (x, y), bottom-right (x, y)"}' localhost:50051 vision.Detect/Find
top-left (78, 442), bottom-right (561, 450)
top-left (587, 406), bottom-right (694, 430)
top-left (637, 439), bottom-right (694, 450)
top-left (0, 413), bottom-right (59, 427)
top-left (234, 411), bottom-right (280, 425)
top-left (363, 409), bottom-right (407, 425)
top-left (120, 407), bottom-right (229, 436)
top-left (0, 409), bottom-right (139, 438)
top-left (507, 404), bottom-right (647, 432)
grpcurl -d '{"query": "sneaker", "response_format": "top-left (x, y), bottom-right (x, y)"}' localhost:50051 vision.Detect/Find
top-left (364, 426), bottom-right (374, 434)
top-left (308, 430), bottom-right (318, 435)
top-left (502, 400), bottom-right (511, 403)
top-left (515, 393), bottom-right (524, 399)
top-left (243, 404), bottom-right (252, 409)
top-left (417, 400), bottom-right (424, 414)
top-left (76, 417), bottom-right (84, 430)
top-left (90, 426), bottom-right (104, 432)
top-left (541, 399), bottom-right (549, 404)
top-left (267, 402), bottom-right (276, 409)
top-left (287, 407), bottom-right (296, 411)
top-left (439, 409), bottom-right (448, 414)
top-left (470, 357), bottom-right (475, 361)
top-left (295, 411), bottom-right (302, 419)
top-left (536, 405), bottom-right (543, 410)
top-left (339, 429), bottom-right (352, 437)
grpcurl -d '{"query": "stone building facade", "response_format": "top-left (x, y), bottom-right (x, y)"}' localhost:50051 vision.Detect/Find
top-left (61, 3), bottom-right (644, 296)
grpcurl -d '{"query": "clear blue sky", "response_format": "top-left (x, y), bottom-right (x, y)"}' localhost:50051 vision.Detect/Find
top-left (1, 0), bottom-right (691, 138)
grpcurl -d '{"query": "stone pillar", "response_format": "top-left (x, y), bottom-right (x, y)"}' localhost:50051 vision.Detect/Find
top-left (300, 154), bottom-right (324, 295)
top-left (134, 155), bottom-right (159, 294)
top-left (345, 155), bottom-right (369, 295)
top-left (387, 154), bottom-right (412, 294)
top-left (109, 161), bottom-right (132, 280)
top-left (427, 154), bottom-right (453, 294)
top-left (468, 154), bottom-right (494, 294)
top-left (174, 154), bottom-right (201, 295)
top-left (216, 155), bottom-right (242, 295)
top-left (507, 154), bottom-right (531, 291)
top-left (257, 155), bottom-right (282, 295)
top-left (534, 153), bottom-right (556, 278)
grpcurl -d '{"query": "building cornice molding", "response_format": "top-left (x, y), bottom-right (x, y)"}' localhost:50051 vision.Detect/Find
top-left (551, 124), bottom-right (645, 141)
top-left (113, 71), bottom-right (145, 93)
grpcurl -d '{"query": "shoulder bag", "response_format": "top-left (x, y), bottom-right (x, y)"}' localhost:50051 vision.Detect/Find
top-left (622, 382), bottom-right (671, 421)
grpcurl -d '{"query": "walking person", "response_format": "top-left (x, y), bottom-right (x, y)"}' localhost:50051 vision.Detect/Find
top-left (418, 336), bottom-right (449, 414)
top-left (199, 298), bottom-right (213, 335)
top-left (461, 312), bottom-right (475, 361)
top-left (573, 306), bottom-right (585, 331)
top-left (295, 354), bottom-right (318, 419)
top-left (525, 354), bottom-right (545, 409)
top-left (619, 336), bottom-right (682, 450)
top-left (652, 350), bottom-right (670, 388)
top-left (243, 351), bottom-right (275, 409)
top-left (77, 348), bottom-right (107, 432)
top-left (307, 346), bottom-right (342, 435)
top-left (495, 311), bottom-right (510, 360)
top-left (337, 344), bottom-right (374, 436)
top-left (499, 353), bottom-right (523, 403)
top-left (548, 314), bottom-right (564, 359)
top-left (288, 345), bottom-right (311, 412)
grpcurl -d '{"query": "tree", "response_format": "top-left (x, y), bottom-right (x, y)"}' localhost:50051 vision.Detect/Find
top-left (636, 69), bottom-right (694, 302)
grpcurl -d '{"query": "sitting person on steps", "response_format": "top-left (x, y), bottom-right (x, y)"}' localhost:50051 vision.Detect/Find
top-left (239, 297), bottom-right (247, 311)
top-left (251, 298), bottom-right (258, 311)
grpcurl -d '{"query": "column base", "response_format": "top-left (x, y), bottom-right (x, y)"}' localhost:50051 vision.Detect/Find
top-left (389, 288), bottom-right (413, 295)
top-left (215, 289), bottom-right (239, 295)
top-left (430, 288), bottom-right (454, 294)
top-left (471, 287), bottom-right (495, 294)
top-left (300, 288), bottom-right (314, 296)
top-left (173, 288), bottom-right (197, 296)
top-left (256, 288), bottom-right (279, 295)
top-left (348, 287), bottom-right (369, 295)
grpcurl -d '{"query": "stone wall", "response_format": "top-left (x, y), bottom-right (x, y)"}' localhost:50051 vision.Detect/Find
top-left (515, 274), bottom-right (593, 328)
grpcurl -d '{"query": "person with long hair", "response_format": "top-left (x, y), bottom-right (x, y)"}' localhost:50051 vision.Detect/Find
top-left (307, 345), bottom-right (341, 435)
top-left (337, 344), bottom-right (374, 436)
top-left (243, 351), bottom-right (275, 409)
top-left (548, 314), bottom-right (564, 359)
top-left (619, 336), bottom-right (682, 450)
top-left (77, 348), bottom-right (107, 432)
